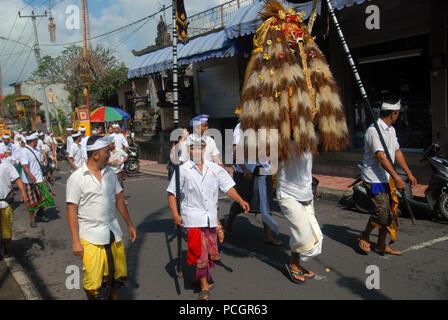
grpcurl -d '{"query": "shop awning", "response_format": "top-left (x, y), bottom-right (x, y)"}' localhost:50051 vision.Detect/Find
top-left (224, 0), bottom-right (371, 40)
top-left (128, 30), bottom-right (236, 78)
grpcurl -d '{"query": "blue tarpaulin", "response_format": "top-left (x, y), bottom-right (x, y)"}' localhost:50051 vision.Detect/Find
top-left (128, 30), bottom-right (236, 78)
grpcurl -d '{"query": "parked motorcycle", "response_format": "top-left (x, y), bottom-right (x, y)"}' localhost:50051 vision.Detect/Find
top-left (349, 143), bottom-right (448, 221)
top-left (56, 141), bottom-right (67, 161)
top-left (124, 145), bottom-right (140, 175)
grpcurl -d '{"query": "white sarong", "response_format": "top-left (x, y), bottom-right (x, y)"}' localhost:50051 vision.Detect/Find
top-left (277, 197), bottom-right (323, 262)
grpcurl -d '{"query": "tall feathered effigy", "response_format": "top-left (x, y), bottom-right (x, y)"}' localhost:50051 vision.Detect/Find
top-left (239, 0), bottom-right (349, 161)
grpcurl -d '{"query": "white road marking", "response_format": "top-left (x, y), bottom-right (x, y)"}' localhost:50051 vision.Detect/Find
top-left (402, 236), bottom-right (448, 253)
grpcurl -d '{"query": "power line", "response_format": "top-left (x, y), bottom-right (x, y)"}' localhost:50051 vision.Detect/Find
top-left (16, 49), bottom-right (34, 83)
top-left (40, 5), bottom-right (173, 47)
top-left (3, 19), bottom-right (31, 74)
top-left (0, 14), bottom-right (19, 56)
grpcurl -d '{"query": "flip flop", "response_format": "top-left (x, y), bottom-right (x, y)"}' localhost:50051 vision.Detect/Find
top-left (285, 264), bottom-right (305, 284)
top-left (264, 239), bottom-right (283, 246)
top-left (358, 236), bottom-right (371, 253)
top-left (300, 267), bottom-right (315, 279)
top-left (374, 246), bottom-right (403, 256)
top-left (198, 290), bottom-right (210, 300)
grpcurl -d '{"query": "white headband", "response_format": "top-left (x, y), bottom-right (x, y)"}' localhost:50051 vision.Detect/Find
top-left (86, 137), bottom-right (112, 152)
top-left (26, 133), bottom-right (39, 141)
top-left (79, 127), bottom-right (86, 132)
top-left (381, 100), bottom-right (401, 111)
top-left (66, 127), bottom-right (73, 131)
top-left (72, 132), bottom-right (81, 138)
top-left (2, 135), bottom-right (10, 139)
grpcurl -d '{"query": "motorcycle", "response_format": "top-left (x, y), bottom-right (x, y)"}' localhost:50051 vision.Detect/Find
top-left (56, 141), bottom-right (67, 161)
top-left (349, 143), bottom-right (448, 221)
top-left (124, 145), bottom-right (140, 175)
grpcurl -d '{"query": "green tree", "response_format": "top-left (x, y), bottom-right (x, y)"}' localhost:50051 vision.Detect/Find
top-left (31, 45), bottom-right (128, 110)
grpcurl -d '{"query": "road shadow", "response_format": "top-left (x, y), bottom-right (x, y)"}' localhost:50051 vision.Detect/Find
top-left (321, 224), bottom-right (370, 256)
top-left (312, 257), bottom-right (390, 300)
top-left (42, 206), bottom-right (60, 221)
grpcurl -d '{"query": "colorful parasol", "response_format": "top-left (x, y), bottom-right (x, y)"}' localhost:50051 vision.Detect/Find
top-left (90, 106), bottom-right (130, 122)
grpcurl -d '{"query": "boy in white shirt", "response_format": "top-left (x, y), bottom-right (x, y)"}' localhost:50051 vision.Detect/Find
top-left (167, 138), bottom-right (249, 300)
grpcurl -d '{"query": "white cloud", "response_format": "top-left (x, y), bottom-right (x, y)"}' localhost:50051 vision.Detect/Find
top-left (1, 0), bottom-right (228, 95)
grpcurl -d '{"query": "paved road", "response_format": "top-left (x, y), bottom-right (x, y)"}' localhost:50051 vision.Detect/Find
top-left (9, 162), bottom-right (448, 300)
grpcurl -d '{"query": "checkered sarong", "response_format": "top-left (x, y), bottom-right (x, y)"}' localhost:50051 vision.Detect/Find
top-left (25, 183), bottom-right (44, 211)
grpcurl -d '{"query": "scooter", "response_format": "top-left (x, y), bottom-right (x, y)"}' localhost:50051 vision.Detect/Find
top-left (56, 141), bottom-right (66, 161)
top-left (349, 143), bottom-right (448, 221)
top-left (124, 145), bottom-right (140, 175)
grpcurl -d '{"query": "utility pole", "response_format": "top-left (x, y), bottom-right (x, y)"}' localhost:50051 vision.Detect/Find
top-left (19, 10), bottom-right (51, 132)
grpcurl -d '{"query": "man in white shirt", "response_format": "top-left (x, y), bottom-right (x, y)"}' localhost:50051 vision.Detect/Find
top-left (179, 115), bottom-right (224, 167)
top-left (358, 100), bottom-right (417, 256)
top-left (20, 133), bottom-right (55, 228)
top-left (224, 122), bottom-right (281, 245)
top-left (14, 129), bottom-right (24, 144)
top-left (0, 159), bottom-right (27, 257)
top-left (167, 138), bottom-right (249, 300)
top-left (66, 127), bottom-right (74, 159)
top-left (66, 135), bottom-right (136, 300)
top-left (79, 127), bottom-right (89, 162)
top-left (277, 141), bottom-right (323, 284)
top-left (68, 132), bottom-right (84, 173)
top-left (111, 124), bottom-right (129, 151)
top-left (0, 134), bottom-right (13, 156)
top-left (107, 141), bottom-right (128, 188)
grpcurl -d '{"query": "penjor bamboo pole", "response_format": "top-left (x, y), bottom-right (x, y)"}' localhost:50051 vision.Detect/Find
top-left (324, 0), bottom-right (416, 225)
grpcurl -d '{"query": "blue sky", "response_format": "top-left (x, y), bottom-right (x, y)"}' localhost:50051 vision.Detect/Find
top-left (0, 0), bottom-right (224, 95)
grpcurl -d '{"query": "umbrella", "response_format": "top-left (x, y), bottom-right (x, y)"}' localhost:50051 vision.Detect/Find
top-left (90, 106), bottom-right (131, 122)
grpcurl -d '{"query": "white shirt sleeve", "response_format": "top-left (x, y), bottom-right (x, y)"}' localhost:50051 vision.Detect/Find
top-left (122, 135), bottom-right (129, 148)
top-left (233, 123), bottom-right (242, 145)
top-left (166, 166), bottom-right (185, 196)
top-left (113, 172), bottom-right (123, 195)
top-left (66, 174), bottom-right (82, 205)
top-left (19, 148), bottom-right (30, 166)
top-left (217, 165), bottom-right (236, 193)
top-left (68, 145), bottom-right (77, 158)
top-left (365, 128), bottom-right (384, 154)
top-left (207, 138), bottom-right (220, 157)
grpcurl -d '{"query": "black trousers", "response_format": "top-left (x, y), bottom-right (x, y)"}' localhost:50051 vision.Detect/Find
top-left (228, 171), bottom-right (254, 219)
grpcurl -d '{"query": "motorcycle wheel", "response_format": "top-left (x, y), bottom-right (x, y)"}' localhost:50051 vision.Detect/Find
top-left (438, 193), bottom-right (448, 221)
top-left (125, 161), bottom-right (140, 175)
top-left (352, 189), bottom-right (375, 214)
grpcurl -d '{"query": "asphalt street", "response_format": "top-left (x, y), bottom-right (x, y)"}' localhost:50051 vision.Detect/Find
top-left (9, 162), bottom-right (448, 300)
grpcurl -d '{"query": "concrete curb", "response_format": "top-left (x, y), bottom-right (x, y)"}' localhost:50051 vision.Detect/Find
top-left (3, 256), bottom-right (42, 300)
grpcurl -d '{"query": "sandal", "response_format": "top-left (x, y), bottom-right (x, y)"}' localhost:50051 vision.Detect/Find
top-left (374, 246), bottom-right (403, 256)
top-left (264, 239), bottom-right (283, 246)
top-left (358, 235), bottom-right (371, 253)
top-left (198, 290), bottom-right (210, 300)
top-left (300, 267), bottom-right (315, 279)
top-left (285, 264), bottom-right (305, 284)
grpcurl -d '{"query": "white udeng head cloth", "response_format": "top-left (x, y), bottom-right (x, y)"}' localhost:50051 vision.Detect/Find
top-left (381, 100), bottom-right (401, 111)
top-left (86, 137), bottom-right (112, 152)
top-left (26, 133), bottom-right (39, 141)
